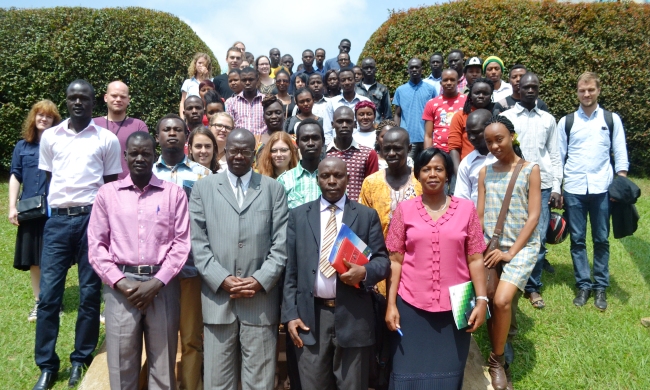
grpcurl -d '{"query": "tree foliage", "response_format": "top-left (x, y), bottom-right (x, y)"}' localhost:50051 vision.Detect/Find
top-left (0, 7), bottom-right (217, 170)
top-left (361, 0), bottom-right (650, 175)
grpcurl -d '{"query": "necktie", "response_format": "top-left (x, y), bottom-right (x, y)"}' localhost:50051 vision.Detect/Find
top-left (236, 177), bottom-right (244, 207)
top-left (319, 204), bottom-right (338, 278)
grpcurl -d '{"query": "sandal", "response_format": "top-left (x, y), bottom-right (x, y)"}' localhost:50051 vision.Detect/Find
top-left (527, 292), bottom-right (545, 309)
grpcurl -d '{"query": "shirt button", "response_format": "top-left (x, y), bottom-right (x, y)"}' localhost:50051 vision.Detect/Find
top-left (140, 225), bottom-right (144, 229)
top-left (312, 270), bottom-right (316, 274)
top-left (236, 269), bottom-right (242, 276)
top-left (239, 243), bottom-right (243, 248)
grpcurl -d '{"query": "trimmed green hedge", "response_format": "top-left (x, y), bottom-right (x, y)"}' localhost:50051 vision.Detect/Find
top-left (0, 7), bottom-right (218, 170)
top-left (361, 0), bottom-right (650, 175)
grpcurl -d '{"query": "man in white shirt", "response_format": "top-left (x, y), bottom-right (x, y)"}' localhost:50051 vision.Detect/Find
top-left (501, 72), bottom-right (562, 310)
top-left (34, 80), bottom-right (122, 390)
top-left (558, 72), bottom-right (628, 311)
top-left (325, 68), bottom-right (370, 146)
top-left (454, 109), bottom-right (496, 204)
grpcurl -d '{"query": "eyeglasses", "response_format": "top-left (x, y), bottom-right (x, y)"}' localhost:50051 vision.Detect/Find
top-left (210, 123), bottom-right (234, 131)
top-left (226, 148), bottom-right (254, 157)
top-left (271, 147), bottom-right (290, 154)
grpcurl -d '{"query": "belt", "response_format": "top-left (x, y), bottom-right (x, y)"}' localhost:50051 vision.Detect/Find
top-left (50, 205), bottom-right (93, 215)
top-left (315, 298), bottom-right (336, 308)
top-left (118, 265), bottom-right (161, 275)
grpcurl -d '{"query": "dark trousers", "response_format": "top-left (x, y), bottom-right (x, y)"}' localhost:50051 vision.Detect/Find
top-left (35, 213), bottom-right (101, 373)
top-left (296, 302), bottom-right (371, 390)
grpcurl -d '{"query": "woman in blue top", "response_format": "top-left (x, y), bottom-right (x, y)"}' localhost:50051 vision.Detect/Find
top-left (8, 100), bottom-right (61, 322)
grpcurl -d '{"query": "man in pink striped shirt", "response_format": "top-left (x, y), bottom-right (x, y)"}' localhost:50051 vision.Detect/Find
top-left (88, 132), bottom-right (191, 390)
top-left (226, 67), bottom-right (267, 135)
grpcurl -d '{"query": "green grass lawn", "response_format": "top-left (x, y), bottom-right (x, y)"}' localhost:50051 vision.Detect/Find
top-left (0, 179), bottom-right (648, 389)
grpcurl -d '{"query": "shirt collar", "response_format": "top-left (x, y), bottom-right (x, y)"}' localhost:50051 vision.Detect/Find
top-left (117, 174), bottom-right (164, 189)
top-left (320, 194), bottom-right (347, 212)
top-left (578, 104), bottom-right (601, 120)
top-left (335, 94), bottom-right (363, 104)
top-left (235, 91), bottom-right (264, 101)
top-left (358, 80), bottom-right (377, 88)
top-left (466, 150), bottom-right (494, 164)
top-left (426, 74), bottom-right (442, 82)
top-left (327, 139), bottom-right (359, 152)
top-left (226, 168), bottom-right (252, 187)
top-left (156, 155), bottom-right (189, 170)
top-left (56, 118), bottom-right (99, 135)
top-left (514, 102), bottom-right (541, 115)
top-left (297, 162), bottom-right (318, 176)
top-left (408, 79), bottom-right (423, 87)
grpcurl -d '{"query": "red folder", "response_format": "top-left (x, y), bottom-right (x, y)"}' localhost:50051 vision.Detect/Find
top-left (331, 238), bottom-right (369, 288)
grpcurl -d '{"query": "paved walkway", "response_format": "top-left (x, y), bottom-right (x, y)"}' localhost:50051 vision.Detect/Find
top-left (80, 334), bottom-right (494, 389)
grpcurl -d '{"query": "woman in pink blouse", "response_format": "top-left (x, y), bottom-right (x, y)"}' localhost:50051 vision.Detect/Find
top-left (385, 147), bottom-right (488, 389)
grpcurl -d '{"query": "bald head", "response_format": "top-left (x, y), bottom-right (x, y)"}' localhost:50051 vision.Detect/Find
top-left (466, 108), bottom-right (492, 128)
top-left (318, 157), bottom-right (348, 203)
top-left (466, 109), bottom-right (492, 154)
top-left (105, 80), bottom-right (130, 115)
top-left (226, 128), bottom-right (256, 149)
top-left (383, 127), bottom-right (410, 147)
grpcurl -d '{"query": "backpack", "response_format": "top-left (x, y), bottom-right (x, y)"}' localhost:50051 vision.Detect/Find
top-left (563, 109), bottom-right (614, 166)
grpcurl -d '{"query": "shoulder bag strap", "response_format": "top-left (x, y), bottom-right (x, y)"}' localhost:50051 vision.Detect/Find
top-left (492, 158), bottom-right (526, 237)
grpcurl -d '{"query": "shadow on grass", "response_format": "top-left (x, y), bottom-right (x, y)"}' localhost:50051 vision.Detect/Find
top-left (620, 235), bottom-right (650, 288)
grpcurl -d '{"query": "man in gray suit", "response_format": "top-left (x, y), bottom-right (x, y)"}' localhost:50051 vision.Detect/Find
top-left (282, 157), bottom-right (390, 389)
top-left (189, 129), bottom-right (289, 390)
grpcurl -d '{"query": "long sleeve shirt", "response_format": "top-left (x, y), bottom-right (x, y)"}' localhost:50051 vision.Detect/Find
top-left (88, 175), bottom-right (191, 287)
top-left (558, 105), bottom-right (628, 195)
top-left (501, 104), bottom-right (563, 193)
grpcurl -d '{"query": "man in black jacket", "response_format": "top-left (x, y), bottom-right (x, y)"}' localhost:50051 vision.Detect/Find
top-left (282, 157), bottom-right (390, 389)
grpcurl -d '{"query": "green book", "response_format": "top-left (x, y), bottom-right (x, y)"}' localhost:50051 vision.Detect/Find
top-left (449, 281), bottom-right (490, 330)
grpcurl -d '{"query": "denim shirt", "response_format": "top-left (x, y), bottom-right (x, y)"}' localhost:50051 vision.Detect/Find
top-left (10, 140), bottom-right (48, 199)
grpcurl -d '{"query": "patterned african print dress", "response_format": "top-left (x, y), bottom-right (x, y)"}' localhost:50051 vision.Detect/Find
top-left (483, 162), bottom-right (541, 290)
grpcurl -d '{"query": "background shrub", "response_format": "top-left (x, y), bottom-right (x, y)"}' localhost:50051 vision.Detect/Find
top-left (0, 7), bottom-right (218, 170)
top-left (360, 0), bottom-right (650, 175)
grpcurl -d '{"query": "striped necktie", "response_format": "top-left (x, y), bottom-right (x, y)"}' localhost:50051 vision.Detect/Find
top-left (319, 204), bottom-right (338, 278)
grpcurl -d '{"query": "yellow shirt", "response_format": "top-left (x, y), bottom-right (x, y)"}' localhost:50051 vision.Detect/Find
top-left (270, 65), bottom-right (288, 79)
top-left (359, 169), bottom-right (422, 295)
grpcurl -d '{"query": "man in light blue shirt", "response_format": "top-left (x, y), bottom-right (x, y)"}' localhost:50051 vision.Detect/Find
top-left (423, 52), bottom-right (444, 96)
top-left (392, 58), bottom-right (438, 160)
top-left (558, 72), bottom-right (628, 311)
top-left (323, 39), bottom-right (355, 72)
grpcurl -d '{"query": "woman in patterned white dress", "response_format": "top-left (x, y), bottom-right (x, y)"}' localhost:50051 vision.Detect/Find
top-left (477, 115), bottom-right (541, 390)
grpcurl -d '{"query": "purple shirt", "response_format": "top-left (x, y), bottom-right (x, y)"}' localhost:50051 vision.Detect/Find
top-left (88, 174), bottom-right (191, 287)
top-left (93, 116), bottom-right (149, 179)
top-left (226, 92), bottom-right (267, 135)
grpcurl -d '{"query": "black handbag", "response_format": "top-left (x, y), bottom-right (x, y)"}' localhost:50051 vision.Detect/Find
top-left (17, 195), bottom-right (47, 222)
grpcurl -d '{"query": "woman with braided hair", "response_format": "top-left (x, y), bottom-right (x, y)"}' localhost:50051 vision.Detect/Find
top-left (477, 115), bottom-right (541, 390)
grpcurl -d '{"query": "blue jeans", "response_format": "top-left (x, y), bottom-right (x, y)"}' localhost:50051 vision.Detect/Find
top-left (563, 191), bottom-right (610, 291)
top-left (35, 213), bottom-right (101, 373)
top-left (525, 188), bottom-right (551, 294)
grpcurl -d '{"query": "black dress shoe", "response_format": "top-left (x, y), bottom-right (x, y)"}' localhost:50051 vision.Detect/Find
top-left (32, 371), bottom-right (57, 390)
top-left (573, 289), bottom-right (591, 307)
top-left (68, 364), bottom-right (84, 388)
top-left (594, 290), bottom-right (607, 311)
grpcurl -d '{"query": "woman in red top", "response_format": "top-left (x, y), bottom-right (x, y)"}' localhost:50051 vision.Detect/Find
top-left (385, 147), bottom-right (488, 389)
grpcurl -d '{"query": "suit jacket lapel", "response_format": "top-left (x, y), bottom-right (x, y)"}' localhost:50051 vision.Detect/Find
top-left (342, 198), bottom-right (358, 229)
top-left (307, 200), bottom-right (321, 248)
top-left (216, 173), bottom-right (240, 213)
top-left (240, 172), bottom-right (262, 212)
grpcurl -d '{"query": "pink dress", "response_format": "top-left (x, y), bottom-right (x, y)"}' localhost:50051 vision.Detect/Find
top-left (386, 196), bottom-right (486, 312)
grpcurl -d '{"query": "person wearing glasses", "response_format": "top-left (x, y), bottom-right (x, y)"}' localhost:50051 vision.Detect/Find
top-left (209, 112), bottom-right (235, 169)
top-left (190, 128), bottom-right (289, 390)
top-left (152, 114), bottom-right (211, 390)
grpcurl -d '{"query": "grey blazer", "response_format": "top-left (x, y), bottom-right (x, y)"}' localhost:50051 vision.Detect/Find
top-left (281, 198), bottom-right (390, 348)
top-left (189, 171), bottom-right (288, 326)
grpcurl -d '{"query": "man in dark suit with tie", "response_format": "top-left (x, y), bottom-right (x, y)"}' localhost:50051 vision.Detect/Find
top-left (282, 157), bottom-right (390, 389)
top-left (189, 128), bottom-right (288, 390)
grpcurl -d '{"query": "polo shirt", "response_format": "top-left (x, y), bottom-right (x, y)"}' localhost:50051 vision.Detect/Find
top-left (39, 119), bottom-right (122, 208)
top-left (93, 116), bottom-right (149, 179)
top-left (392, 80), bottom-right (437, 143)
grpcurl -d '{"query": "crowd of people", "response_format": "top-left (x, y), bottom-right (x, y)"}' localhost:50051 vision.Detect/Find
top-left (9, 38), bottom-right (631, 390)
